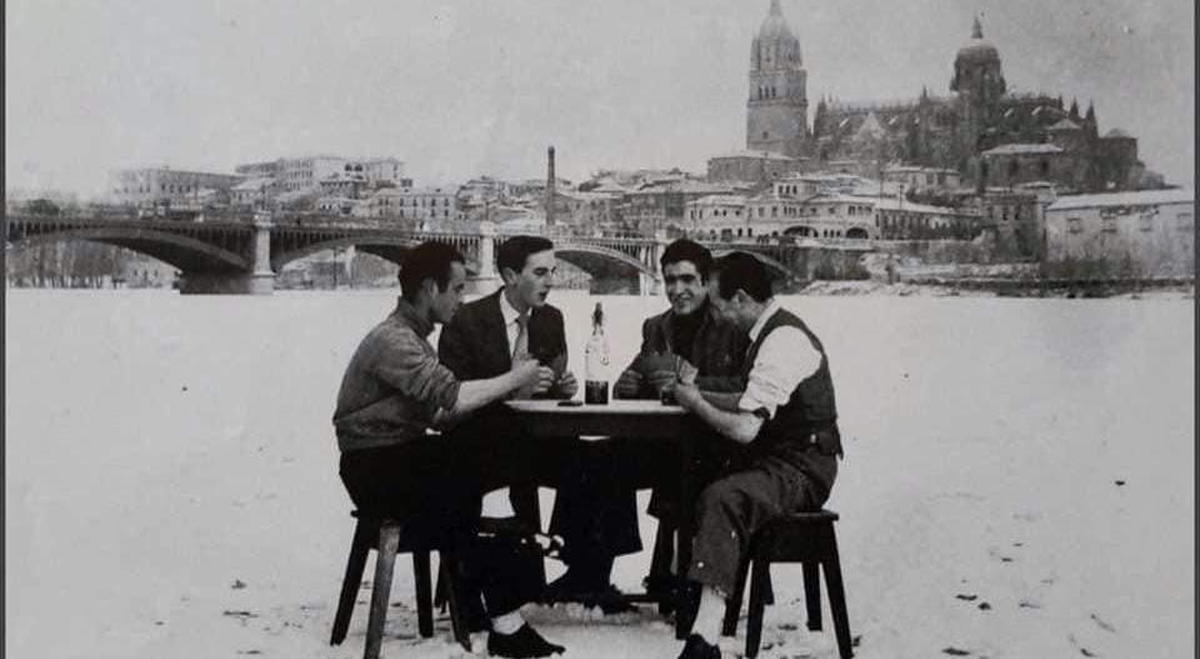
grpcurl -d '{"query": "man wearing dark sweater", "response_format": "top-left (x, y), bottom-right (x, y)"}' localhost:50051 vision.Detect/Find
top-left (671, 252), bottom-right (843, 659)
top-left (333, 242), bottom-right (564, 658)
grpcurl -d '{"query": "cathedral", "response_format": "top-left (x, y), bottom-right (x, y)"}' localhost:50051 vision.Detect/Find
top-left (739, 0), bottom-right (1144, 193)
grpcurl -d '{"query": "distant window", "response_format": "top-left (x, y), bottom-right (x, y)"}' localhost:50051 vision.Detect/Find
top-left (1176, 212), bottom-right (1193, 231)
top-left (1138, 213), bottom-right (1153, 231)
top-left (1102, 216), bottom-right (1118, 233)
top-left (762, 131), bottom-right (768, 139)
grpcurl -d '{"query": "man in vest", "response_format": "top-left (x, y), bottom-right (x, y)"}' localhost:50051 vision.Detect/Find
top-left (671, 252), bottom-right (843, 659)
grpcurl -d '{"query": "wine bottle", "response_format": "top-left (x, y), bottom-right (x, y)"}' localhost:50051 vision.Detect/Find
top-left (584, 302), bottom-right (610, 405)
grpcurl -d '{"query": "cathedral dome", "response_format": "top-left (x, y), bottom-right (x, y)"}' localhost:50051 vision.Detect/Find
top-left (955, 17), bottom-right (999, 64)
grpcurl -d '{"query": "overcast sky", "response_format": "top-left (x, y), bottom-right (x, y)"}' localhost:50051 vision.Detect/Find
top-left (5, 0), bottom-right (1194, 194)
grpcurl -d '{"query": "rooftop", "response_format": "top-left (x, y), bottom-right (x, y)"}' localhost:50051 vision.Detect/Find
top-left (1048, 189), bottom-right (1194, 211)
top-left (981, 143), bottom-right (1064, 156)
top-left (709, 150), bottom-right (798, 162)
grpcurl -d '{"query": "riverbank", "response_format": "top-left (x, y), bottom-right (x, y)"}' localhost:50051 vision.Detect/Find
top-left (6, 291), bottom-right (1192, 658)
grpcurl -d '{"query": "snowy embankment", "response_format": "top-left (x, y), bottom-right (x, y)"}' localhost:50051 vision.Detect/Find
top-left (6, 290), bottom-right (1193, 658)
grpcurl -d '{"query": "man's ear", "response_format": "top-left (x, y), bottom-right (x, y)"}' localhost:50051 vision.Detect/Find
top-left (499, 267), bottom-right (516, 285)
top-left (421, 277), bottom-right (438, 298)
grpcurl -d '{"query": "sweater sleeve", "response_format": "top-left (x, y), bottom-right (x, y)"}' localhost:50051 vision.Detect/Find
top-left (372, 325), bottom-right (461, 412)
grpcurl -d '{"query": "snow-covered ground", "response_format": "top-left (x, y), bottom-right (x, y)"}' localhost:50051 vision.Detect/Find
top-left (6, 289), bottom-right (1193, 658)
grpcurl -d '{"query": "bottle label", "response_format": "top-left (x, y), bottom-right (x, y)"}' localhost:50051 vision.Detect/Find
top-left (584, 380), bottom-right (609, 405)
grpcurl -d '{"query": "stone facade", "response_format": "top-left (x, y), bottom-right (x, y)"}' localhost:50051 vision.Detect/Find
top-left (746, 0), bottom-right (809, 157)
top-left (1044, 189), bottom-right (1195, 277)
top-left (741, 2), bottom-right (1143, 193)
top-left (110, 167), bottom-right (243, 209)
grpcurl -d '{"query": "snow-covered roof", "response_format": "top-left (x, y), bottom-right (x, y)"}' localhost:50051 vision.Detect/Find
top-left (1048, 189), bottom-right (1194, 212)
top-left (1104, 128), bottom-right (1133, 139)
top-left (1047, 118), bottom-right (1082, 131)
top-left (981, 143), bottom-right (1064, 156)
top-left (871, 197), bottom-right (976, 216)
top-left (708, 150), bottom-right (798, 162)
top-left (232, 177), bottom-right (274, 191)
top-left (689, 194), bottom-right (747, 207)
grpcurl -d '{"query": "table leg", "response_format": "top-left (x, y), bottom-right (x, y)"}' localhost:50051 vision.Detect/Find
top-left (675, 432), bottom-right (695, 640)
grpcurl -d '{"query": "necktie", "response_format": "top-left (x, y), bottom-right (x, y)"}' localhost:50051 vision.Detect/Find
top-left (512, 313), bottom-right (530, 361)
top-left (512, 313), bottom-right (534, 399)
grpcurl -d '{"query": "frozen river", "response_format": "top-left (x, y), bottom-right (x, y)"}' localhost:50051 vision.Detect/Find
top-left (5, 288), bottom-right (1194, 658)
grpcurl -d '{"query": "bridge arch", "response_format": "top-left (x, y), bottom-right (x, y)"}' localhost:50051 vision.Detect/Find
top-left (272, 236), bottom-right (480, 275)
top-left (708, 248), bottom-right (794, 279)
top-left (552, 242), bottom-right (656, 277)
top-left (10, 227), bottom-right (249, 272)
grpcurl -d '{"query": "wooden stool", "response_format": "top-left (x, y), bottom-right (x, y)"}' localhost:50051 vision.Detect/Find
top-left (329, 511), bottom-right (471, 659)
top-left (723, 510), bottom-right (853, 659)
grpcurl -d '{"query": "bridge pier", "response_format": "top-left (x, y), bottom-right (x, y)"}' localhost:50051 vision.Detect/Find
top-left (466, 221), bottom-right (502, 294)
top-left (179, 213), bottom-right (275, 295)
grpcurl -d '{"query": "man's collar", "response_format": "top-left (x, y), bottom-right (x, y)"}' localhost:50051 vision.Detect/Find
top-left (498, 287), bottom-right (525, 325)
top-left (747, 298), bottom-right (781, 343)
top-left (393, 297), bottom-right (435, 338)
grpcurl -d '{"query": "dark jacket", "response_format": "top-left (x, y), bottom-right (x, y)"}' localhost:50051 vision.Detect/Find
top-left (615, 303), bottom-right (748, 397)
top-left (333, 298), bottom-right (461, 452)
top-left (438, 289), bottom-right (568, 387)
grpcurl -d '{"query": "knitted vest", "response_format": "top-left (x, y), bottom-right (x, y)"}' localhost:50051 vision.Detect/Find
top-left (743, 308), bottom-right (842, 457)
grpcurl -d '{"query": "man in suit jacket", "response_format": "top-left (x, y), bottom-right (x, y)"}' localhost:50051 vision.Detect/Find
top-left (439, 236), bottom-right (642, 611)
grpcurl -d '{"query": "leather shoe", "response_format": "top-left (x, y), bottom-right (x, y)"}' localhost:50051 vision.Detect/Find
top-left (487, 623), bottom-right (566, 658)
top-left (676, 633), bottom-right (720, 659)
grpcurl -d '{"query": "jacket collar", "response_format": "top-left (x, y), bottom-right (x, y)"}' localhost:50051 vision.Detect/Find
top-left (392, 297), bottom-right (435, 339)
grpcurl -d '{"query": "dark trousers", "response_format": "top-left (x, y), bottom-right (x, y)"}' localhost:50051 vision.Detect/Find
top-left (548, 420), bottom-right (740, 572)
top-left (339, 439), bottom-right (543, 616)
top-left (686, 451), bottom-right (837, 597)
top-left (450, 407), bottom-right (672, 576)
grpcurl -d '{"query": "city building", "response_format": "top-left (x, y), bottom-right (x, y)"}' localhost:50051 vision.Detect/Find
top-left (736, 1), bottom-right (1146, 193)
top-left (364, 187), bottom-right (458, 221)
top-left (230, 177), bottom-right (279, 209)
top-left (623, 179), bottom-right (734, 234)
top-left (1044, 189), bottom-right (1195, 277)
top-left (873, 197), bottom-right (981, 241)
top-left (707, 150), bottom-right (810, 183)
top-left (882, 165), bottom-right (962, 192)
top-left (109, 167), bottom-right (243, 208)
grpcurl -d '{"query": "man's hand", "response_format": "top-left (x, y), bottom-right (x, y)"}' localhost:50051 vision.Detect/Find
top-left (532, 365), bottom-right (557, 395)
top-left (512, 359), bottom-right (544, 391)
top-left (613, 369), bottom-right (643, 399)
top-left (673, 382), bottom-right (704, 411)
top-left (556, 370), bottom-right (579, 398)
top-left (647, 370), bottom-right (678, 395)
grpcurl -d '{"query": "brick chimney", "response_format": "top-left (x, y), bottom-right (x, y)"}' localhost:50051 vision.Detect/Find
top-left (545, 146), bottom-right (556, 227)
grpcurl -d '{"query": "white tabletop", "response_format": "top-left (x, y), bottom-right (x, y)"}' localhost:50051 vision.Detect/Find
top-left (504, 399), bottom-right (687, 416)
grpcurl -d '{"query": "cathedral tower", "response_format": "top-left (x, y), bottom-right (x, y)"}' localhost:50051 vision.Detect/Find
top-left (950, 17), bottom-right (1006, 163)
top-left (746, 0), bottom-right (809, 157)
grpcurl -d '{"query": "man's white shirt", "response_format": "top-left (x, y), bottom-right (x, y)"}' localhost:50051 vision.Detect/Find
top-left (737, 299), bottom-right (822, 420)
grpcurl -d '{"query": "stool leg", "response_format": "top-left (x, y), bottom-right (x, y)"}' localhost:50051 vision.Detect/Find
top-left (745, 560), bottom-right (770, 659)
top-left (364, 524), bottom-right (401, 659)
top-left (649, 521), bottom-right (676, 616)
top-left (722, 555), bottom-right (751, 637)
top-left (803, 560), bottom-right (822, 631)
top-left (413, 551), bottom-right (433, 638)
top-left (331, 519), bottom-right (373, 646)
top-left (441, 553), bottom-right (473, 653)
top-left (433, 559), bottom-right (448, 613)
top-left (821, 528), bottom-right (853, 659)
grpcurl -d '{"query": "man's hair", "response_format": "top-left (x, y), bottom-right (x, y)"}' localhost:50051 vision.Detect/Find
top-left (399, 241), bottom-right (465, 301)
top-left (711, 251), bottom-right (772, 303)
top-left (496, 235), bottom-right (554, 276)
top-left (660, 239), bottom-right (713, 280)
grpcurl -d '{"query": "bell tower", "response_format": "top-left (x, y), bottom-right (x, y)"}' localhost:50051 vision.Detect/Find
top-left (746, 0), bottom-right (809, 157)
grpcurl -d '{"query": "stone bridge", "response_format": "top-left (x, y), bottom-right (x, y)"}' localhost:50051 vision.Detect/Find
top-left (5, 210), bottom-right (873, 294)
